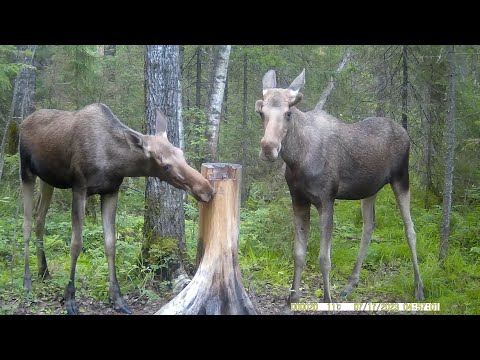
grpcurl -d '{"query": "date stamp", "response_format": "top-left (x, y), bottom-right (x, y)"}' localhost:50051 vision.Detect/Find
top-left (290, 302), bottom-right (440, 312)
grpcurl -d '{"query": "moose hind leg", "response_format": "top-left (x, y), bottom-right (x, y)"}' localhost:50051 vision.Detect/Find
top-left (391, 181), bottom-right (425, 301)
top-left (64, 189), bottom-right (86, 315)
top-left (22, 178), bottom-right (36, 291)
top-left (317, 201), bottom-right (334, 302)
top-left (101, 192), bottom-right (131, 314)
top-left (35, 180), bottom-right (54, 280)
top-left (341, 195), bottom-right (377, 297)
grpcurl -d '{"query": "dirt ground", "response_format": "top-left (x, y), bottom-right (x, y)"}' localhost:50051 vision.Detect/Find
top-left (6, 280), bottom-right (417, 315)
top-left (8, 286), bottom-right (289, 315)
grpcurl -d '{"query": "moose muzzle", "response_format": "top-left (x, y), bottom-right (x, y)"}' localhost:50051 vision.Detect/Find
top-left (260, 138), bottom-right (281, 161)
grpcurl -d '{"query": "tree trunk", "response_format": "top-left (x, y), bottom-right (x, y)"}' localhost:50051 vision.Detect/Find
top-left (156, 163), bottom-right (257, 315)
top-left (206, 45), bottom-right (231, 160)
top-left (439, 45), bottom-right (457, 261)
top-left (223, 72), bottom-right (228, 119)
top-left (315, 48), bottom-right (351, 111)
top-left (0, 112), bottom-right (8, 182)
top-left (402, 45), bottom-right (408, 130)
top-left (375, 57), bottom-right (387, 117)
top-left (5, 45), bottom-right (37, 155)
top-left (422, 64), bottom-right (434, 208)
top-left (241, 51), bottom-right (249, 205)
top-left (178, 45), bottom-right (184, 151)
top-left (195, 46), bottom-right (202, 109)
top-left (143, 45), bottom-right (189, 291)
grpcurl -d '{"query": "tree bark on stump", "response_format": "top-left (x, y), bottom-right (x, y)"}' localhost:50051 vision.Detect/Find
top-left (156, 163), bottom-right (257, 315)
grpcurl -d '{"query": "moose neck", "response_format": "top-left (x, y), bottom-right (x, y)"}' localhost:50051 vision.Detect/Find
top-left (112, 130), bottom-right (154, 178)
top-left (280, 107), bottom-right (310, 169)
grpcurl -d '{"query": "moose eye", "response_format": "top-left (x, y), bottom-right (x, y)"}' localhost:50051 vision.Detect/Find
top-left (285, 111), bottom-right (292, 120)
top-left (163, 164), bottom-right (172, 172)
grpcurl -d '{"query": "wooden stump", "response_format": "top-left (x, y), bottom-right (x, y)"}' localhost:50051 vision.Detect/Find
top-left (155, 163), bottom-right (257, 315)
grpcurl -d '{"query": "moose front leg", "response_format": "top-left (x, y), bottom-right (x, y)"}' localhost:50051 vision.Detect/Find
top-left (289, 201), bottom-right (311, 304)
top-left (101, 191), bottom-right (131, 314)
top-left (64, 189), bottom-right (86, 315)
top-left (317, 200), bottom-right (334, 302)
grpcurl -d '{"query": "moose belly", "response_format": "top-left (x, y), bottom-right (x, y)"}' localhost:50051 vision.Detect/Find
top-left (336, 177), bottom-right (389, 200)
top-left (31, 157), bottom-right (123, 195)
top-left (86, 175), bottom-right (124, 196)
top-left (31, 158), bottom-right (74, 189)
top-left (286, 165), bottom-right (391, 202)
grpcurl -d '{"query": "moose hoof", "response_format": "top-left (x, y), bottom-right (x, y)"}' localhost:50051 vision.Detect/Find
top-left (340, 287), bottom-right (353, 297)
top-left (287, 290), bottom-right (300, 306)
top-left (283, 306), bottom-right (294, 315)
top-left (340, 282), bottom-right (356, 297)
top-left (415, 287), bottom-right (425, 301)
top-left (115, 304), bottom-right (132, 315)
top-left (65, 301), bottom-right (79, 315)
top-left (112, 297), bottom-right (132, 314)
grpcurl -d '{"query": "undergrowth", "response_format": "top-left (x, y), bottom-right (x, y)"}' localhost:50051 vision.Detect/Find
top-left (1, 154), bottom-right (479, 314)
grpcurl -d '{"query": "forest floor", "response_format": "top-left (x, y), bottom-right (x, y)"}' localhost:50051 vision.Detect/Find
top-left (6, 275), bottom-right (419, 316)
top-left (2, 169), bottom-right (479, 316)
top-left (4, 289), bottom-right (371, 315)
top-left (6, 283), bottom-right (289, 315)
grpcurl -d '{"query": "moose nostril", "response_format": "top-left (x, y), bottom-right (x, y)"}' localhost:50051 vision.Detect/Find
top-left (261, 139), bottom-right (276, 150)
top-left (199, 187), bottom-right (215, 203)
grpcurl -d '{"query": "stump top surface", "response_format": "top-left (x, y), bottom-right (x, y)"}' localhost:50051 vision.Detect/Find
top-left (201, 163), bottom-right (241, 181)
top-left (202, 163), bottom-right (242, 170)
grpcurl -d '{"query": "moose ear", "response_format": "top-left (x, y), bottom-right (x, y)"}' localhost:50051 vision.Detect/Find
top-left (124, 130), bottom-right (150, 158)
top-left (262, 69), bottom-right (277, 95)
top-left (255, 100), bottom-right (264, 113)
top-left (155, 108), bottom-right (168, 138)
top-left (289, 92), bottom-right (303, 107)
top-left (288, 68), bottom-right (305, 98)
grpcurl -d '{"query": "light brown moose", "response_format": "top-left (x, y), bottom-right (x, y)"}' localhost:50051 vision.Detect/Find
top-left (20, 103), bottom-right (214, 314)
top-left (256, 69), bottom-right (424, 304)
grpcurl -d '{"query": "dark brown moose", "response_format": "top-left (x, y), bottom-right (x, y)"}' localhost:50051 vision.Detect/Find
top-left (20, 103), bottom-right (214, 314)
top-left (256, 69), bottom-right (424, 304)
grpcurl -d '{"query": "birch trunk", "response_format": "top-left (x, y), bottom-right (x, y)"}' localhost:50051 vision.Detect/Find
top-left (206, 45), bottom-right (231, 160)
top-left (315, 49), bottom-right (351, 111)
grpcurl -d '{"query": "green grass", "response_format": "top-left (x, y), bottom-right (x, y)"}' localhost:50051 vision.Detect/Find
top-left (238, 183), bottom-right (480, 314)
top-left (1, 154), bottom-right (479, 314)
top-left (0, 161), bottom-right (161, 313)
